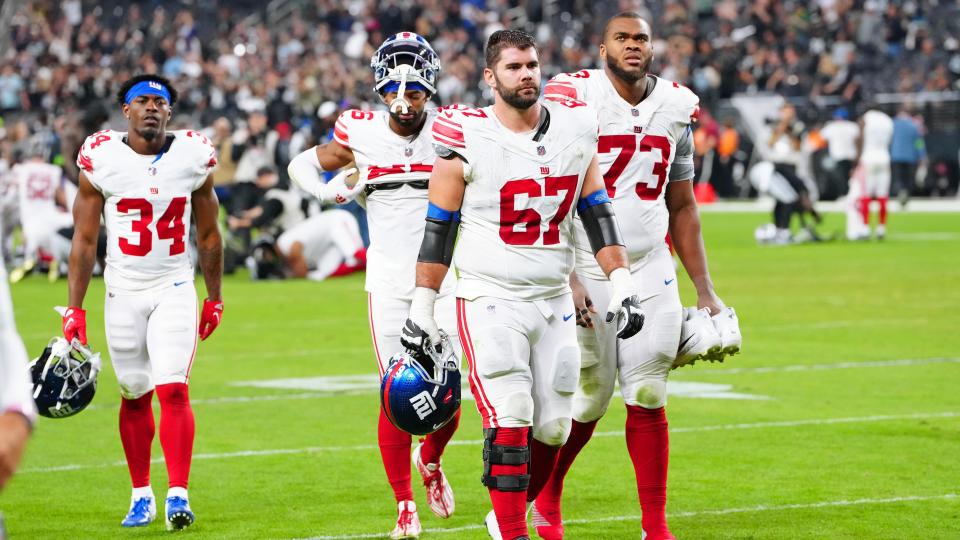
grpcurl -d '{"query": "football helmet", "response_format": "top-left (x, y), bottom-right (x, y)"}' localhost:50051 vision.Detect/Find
top-left (29, 337), bottom-right (101, 418)
top-left (371, 32), bottom-right (441, 108)
top-left (381, 331), bottom-right (461, 436)
top-left (248, 235), bottom-right (285, 280)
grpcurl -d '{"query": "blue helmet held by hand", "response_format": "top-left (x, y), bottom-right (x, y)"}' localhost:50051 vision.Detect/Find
top-left (381, 331), bottom-right (460, 436)
top-left (29, 337), bottom-right (101, 418)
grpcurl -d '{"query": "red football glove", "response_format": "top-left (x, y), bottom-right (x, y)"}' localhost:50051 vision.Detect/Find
top-left (62, 307), bottom-right (87, 345)
top-left (198, 299), bottom-right (223, 341)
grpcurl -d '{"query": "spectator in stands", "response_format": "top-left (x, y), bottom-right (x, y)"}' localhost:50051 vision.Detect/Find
top-left (211, 117), bottom-right (237, 204)
top-left (231, 111), bottom-right (277, 215)
top-left (0, 65), bottom-right (28, 115)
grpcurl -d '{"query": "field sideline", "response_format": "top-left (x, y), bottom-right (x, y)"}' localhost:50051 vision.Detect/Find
top-left (2, 211), bottom-right (959, 539)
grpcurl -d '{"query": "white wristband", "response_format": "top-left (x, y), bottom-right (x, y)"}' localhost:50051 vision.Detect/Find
top-left (608, 267), bottom-right (633, 294)
top-left (410, 286), bottom-right (438, 321)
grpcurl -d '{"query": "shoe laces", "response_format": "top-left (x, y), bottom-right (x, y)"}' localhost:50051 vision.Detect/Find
top-left (397, 504), bottom-right (416, 528)
top-left (130, 497), bottom-right (152, 516)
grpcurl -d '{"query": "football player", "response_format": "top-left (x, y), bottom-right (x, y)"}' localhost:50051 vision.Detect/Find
top-left (856, 107), bottom-right (895, 239)
top-left (288, 33), bottom-right (460, 538)
top-left (0, 263), bottom-right (36, 491)
top-left (8, 140), bottom-right (73, 283)
top-left (274, 209), bottom-right (366, 280)
top-left (402, 30), bottom-right (644, 540)
top-left (531, 13), bottom-right (741, 540)
top-left (67, 74), bottom-right (223, 530)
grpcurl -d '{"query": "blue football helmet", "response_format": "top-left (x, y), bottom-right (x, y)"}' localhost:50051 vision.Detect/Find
top-left (370, 32), bottom-right (441, 96)
top-left (29, 337), bottom-right (101, 418)
top-left (381, 331), bottom-right (461, 436)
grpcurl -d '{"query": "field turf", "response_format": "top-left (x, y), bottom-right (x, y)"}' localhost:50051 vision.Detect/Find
top-left (3, 211), bottom-right (959, 539)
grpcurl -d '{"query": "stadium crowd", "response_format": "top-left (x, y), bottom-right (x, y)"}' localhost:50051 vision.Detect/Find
top-left (2, 0), bottom-right (959, 275)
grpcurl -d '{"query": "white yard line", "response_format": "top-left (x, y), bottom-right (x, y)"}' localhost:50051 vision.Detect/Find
top-left (298, 493), bottom-right (959, 539)
top-left (684, 357), bottom-right (960, 375)
top-left (20, 411), bottom-right (958, 474)
top-left (71, 357), bottom-right (959, 413)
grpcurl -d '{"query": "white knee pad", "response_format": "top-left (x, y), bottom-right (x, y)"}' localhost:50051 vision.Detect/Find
top-left (572, 362), bottom-right (616, 423)
top-left (534, 417), bottom-right (571, 447)
top-left (117, 372), bottom-right (153, 399)
top-left (619, 306), bottom-right (680, 409)
top-left (624, 379), bottom-right (667, 409)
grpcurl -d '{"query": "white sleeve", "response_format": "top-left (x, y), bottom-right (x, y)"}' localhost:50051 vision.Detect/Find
top-left (0, 272), bottom-right (38, 426)
top-left (287, 146), bottom-right (325, 199)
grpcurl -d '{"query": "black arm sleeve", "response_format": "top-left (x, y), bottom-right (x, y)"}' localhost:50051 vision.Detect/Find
top-left (580, 202), bottom-right (625, 255)
top-left (417, 218), bottom-right (459, 266)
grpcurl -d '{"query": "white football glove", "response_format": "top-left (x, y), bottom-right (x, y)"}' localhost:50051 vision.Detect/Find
top-left (318, 167), bottom-right (367, 205)
top-left (605, 267), bottom-right (644, 339)
top-left (400, 287), bottom-right (443, 360)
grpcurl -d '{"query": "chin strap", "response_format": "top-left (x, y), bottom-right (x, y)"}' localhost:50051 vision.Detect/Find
top-left (389, 64), bottom-right (415, 114)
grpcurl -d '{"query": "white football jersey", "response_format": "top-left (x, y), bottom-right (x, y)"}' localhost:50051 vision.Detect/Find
top-left (76, 129), bottom-right (217, 291)
top-left (334, 108), bottom-right (453, 300)
top-left (432, 99), bottom-right (599, 301)
top-left (546, 70), bottom-right (699, 279)
top-left (276, 209), bottom-right (360, 267)
top-left (861, 110), bottom-right (894, 162)
top-left (13, 161), bottom-right (64, 224)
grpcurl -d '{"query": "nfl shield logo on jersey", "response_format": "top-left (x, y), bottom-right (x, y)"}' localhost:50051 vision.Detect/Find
top-left (404, 146), bottom-right (413, 157)
top-left (537, 145), bottom-right (546, 156)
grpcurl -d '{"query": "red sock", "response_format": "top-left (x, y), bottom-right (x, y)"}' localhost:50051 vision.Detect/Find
top-left (156, 383), bottom-right (195, 489)
top-left (488, 427), bottom-right (530, 540)
top-left (625, 405), bottom-right (670, 535)
top-left (420, 408), bottom-right (461, 465)
top-left (526, 438), bottom-right (560, 503)
top-left (119, 391), bottom-right (155, 488)
top-left (859, 197), bottom-right (871, 226)
top-left (537, 419), bottom-right (598, 509)
top-left (877, 197), bottom-right (888, 225)
top-left (378, 409), bottom-right (413, 501)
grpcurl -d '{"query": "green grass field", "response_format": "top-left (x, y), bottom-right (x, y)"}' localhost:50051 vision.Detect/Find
top-left (3, 211), bottom-right (959, 539)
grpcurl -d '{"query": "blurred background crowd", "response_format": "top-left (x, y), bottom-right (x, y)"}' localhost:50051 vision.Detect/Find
top-left (2, 0), bottom-right (959, 277)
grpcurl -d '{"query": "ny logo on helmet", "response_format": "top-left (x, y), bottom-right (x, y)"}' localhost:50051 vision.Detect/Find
top-left (45, 403), bottom-right (77, 418)
top-left (410, 390), bottom-right (438, 419)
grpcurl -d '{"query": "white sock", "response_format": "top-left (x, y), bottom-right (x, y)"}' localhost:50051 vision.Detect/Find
top-left (131, 486), bottom-right (154, 500)
top-left (167, 487), bottom-right (188, 500)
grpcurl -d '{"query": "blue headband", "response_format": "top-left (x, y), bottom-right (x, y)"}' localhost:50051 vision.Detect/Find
top-left (381, 81), bottom-right (428, 95)
top-left (124, 81), bottom-right (171, 104)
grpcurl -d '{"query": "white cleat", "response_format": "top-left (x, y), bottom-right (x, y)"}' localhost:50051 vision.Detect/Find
top-left (8, 258), bottom-right (35, 283)
top-left (673, 307), bottom-right (723, 369)
top-left (484, 509), bottom-right (503, 540)
top-left (412, 444), bottom-right (455, 518)
top-left (391, 500), bottom-right (421, 539)
top-left (711, 306), bottom-right (742, 357)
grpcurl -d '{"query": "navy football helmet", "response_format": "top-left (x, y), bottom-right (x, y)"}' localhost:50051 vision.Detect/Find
top-left (29, 337), bottom-right (101, 418)
top-left (370, 32), bottom-right (441, 97)
top-left (381, 331), bottom-right (461, 436)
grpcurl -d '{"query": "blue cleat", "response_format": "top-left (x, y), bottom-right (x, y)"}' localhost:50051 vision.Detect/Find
top-left (165, 496), bottom-right (195, 531)
top-left (121, 497), bottom-right (156, 527)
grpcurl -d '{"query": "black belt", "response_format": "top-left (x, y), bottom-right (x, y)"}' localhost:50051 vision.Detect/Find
top-left (365, 179), bottom-right (429, 194)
